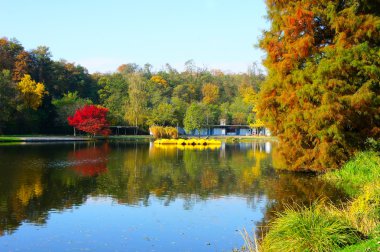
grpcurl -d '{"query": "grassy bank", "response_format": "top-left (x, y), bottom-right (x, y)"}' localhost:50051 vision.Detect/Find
top-left (243, 151), bottom-right (380, 252)
top-left (102, 135), bottom-right (153, 142)
top-left (0, 136), bottom-right (23, 142)
top-left (324, 151), bottom-right (380, 197)
top-left (0, 135), bottom-right (92, 142)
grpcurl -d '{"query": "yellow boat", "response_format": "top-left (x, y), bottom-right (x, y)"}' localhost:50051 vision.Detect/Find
top-left (154, 138), bottom-right (221, 146)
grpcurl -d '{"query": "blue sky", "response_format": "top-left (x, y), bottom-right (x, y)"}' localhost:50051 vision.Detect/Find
top-left (0, 0), bottom-right (268, 73)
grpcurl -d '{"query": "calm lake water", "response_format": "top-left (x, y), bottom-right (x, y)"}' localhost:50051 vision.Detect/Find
top-left (0, 141), bottom-right (345, 251)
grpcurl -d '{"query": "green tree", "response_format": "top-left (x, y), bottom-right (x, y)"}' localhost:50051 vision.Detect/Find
top-left (258, 0), bottom-right (380, 171)
top-left (29, 46), bottom-right (53, 85)
top-left (219, 102), bottom-right (231, 124)
top-left (0, 70), bottom-right (16, 132)
top-left (97, 73), bottom-right (128, 124)
top-left (229, 97), bottom-right (251, 125)
top-left (172, 84), bottom-right (199, 103)
top-left (147, 103), bottom-right (178, 126)
top-left (203, 104), bottom-right (220, 126)
top-left (125, 74), bottom-right (148, 128)
top-left (184, 103), bottom-right (206, 135)
top-left (52, 91), bottom-right (92, 128)
top-left (49, 60), bottom-right (98, 100)
top-left (171, 97), bottom-right (188, 127)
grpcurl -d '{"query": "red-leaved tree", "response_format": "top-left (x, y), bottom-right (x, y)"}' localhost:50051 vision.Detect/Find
top-left (68, 105), bottom-right (111, 136)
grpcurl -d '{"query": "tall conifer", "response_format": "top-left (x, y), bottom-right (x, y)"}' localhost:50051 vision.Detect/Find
top-left (259, 0), bottom-right (380, 171)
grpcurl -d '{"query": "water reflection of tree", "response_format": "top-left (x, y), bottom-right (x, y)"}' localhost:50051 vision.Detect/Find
top-left (68, 143), bottom-right (109, 176)
top-left (0, 143), bottom-right (106, 235)
top-left (255, 173), bottom-right (348, 237)
top-left (94, 143), bottom-right (271, 206)
top-left (0, 141), bottom-right (346, 236)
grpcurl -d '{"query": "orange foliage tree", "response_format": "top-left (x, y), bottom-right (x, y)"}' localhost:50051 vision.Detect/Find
top-left (258, 0), bottom-right (380, 171)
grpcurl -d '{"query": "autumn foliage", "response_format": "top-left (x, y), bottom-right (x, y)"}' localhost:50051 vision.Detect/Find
top-left (68, 105), bottom-right (111, 136)
top-left (17, 74), bottom-right (46, 110)
top-left (149, 126), bottom-right (178, 139)
top-left (258, 0), bottom-right (380, 171)
top-left (202, 83), bottom-right (219, 104)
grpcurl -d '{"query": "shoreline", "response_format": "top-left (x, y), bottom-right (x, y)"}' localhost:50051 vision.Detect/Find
top-left (0, 135), bottom-right (276, 143)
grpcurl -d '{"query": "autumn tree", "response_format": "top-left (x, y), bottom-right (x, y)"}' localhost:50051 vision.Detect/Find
top-left (202, 83), bottom-right (219, 104)
top-left (258, 0), bottom-right (380, 171)
top-left (17, 74), bottom-right (46, 110)
top-left (13, 51), bottom-right (31, 82)
top-left (67, 105), bottom-right (111, 136)
top-left (150, 75), bottom-right (168, 88)
top-left (0, 37), bottom-right (24, 71)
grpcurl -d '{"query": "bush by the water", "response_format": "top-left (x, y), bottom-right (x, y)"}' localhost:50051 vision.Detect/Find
top-left (149, 126), bottom-right (178, 139)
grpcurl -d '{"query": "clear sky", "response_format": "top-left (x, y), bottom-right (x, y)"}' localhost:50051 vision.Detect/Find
top-left (0, 0), bottom-right (268, 73)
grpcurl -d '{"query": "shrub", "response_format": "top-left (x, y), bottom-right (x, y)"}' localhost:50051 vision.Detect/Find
top-left (165, 127), bottom-right (178, 139)
top-left (149, 126), bottom-right (178, 139)
top-left (150, 126), bottom-right (164, 139)
top-left (261, 203), bottom-right (361, 252)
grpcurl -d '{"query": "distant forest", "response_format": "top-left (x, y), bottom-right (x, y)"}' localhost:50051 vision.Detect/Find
top-left (0, 37), bottom-right (265, 134)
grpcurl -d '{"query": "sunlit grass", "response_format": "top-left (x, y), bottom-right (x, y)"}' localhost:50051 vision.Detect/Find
top-left (324, 151), bottom-right (380, 196)
top-left (238, 228), bottom-right (260, 252)
top-left (338, 182), bottom-right (380, 236)
top-left (260, 202), bottom-right (361, 252)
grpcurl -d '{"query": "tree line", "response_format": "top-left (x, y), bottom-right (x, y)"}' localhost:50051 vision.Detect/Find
top-left (0, 37), bottom-right (265, 134)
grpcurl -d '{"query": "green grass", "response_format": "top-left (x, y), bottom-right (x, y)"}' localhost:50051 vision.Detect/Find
top-left (243, 151), bottom-right (380, 252)
top-left (324, 151), bottom-right (380, 196)
top-left (260, 203), bottom-right (361, 252)
top-left (0, 136), bottom-right (23, 142)
top-left (338, 225), bottom-right (380, 251)
top-left (338, 237), bottom-right (380, 252)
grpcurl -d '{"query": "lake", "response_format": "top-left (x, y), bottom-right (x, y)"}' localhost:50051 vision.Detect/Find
top-left (0, 141), bottom-right (345, 251)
